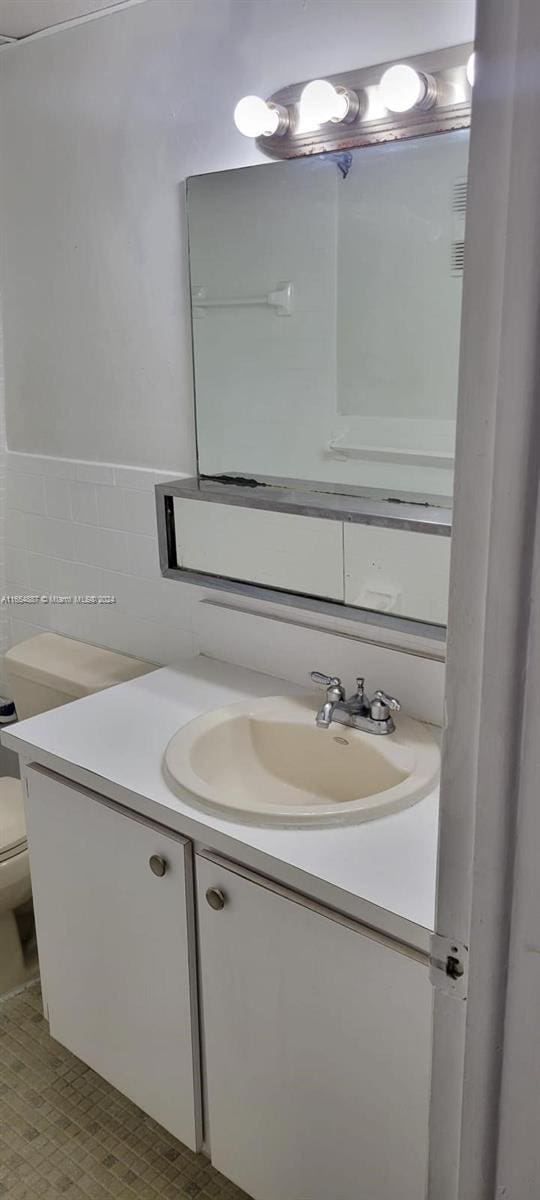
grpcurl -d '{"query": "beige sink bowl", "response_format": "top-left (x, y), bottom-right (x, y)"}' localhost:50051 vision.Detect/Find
top-left (163, 695), bottom-right (440, 827)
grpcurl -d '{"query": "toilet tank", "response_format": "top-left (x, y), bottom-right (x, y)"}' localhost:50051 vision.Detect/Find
top-left (4, 634), bottom-right (155, 720)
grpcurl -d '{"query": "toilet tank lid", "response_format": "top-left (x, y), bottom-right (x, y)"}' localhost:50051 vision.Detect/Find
top-left (4, 633), bottom-right (155, 699)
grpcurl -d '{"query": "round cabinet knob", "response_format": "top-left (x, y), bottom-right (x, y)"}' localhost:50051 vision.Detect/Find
top-left (206, 887), bottom-right (226, 911)
top-left (149, 855), bottom-right (168, 877)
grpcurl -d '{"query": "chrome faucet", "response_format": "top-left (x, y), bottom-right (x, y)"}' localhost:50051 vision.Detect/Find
top-left (310, 672), bottom-right (400, 735)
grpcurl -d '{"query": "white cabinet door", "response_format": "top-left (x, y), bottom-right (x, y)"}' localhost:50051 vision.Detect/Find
top-left (25, 766), bottom-right (202, 1149)
top-left (197, 853), bottom-right (431, 1200)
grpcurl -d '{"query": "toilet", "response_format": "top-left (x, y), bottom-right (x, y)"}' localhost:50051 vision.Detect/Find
top-left (0, 633), bottom-right (153, 994)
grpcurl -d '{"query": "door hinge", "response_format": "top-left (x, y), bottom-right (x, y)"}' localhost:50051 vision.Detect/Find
top-left (430, 934), bottom-right (469, 1000)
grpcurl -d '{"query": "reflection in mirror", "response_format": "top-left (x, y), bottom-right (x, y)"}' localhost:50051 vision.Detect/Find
top-left (187, 129), bottom-right (468, 503)
top-left (171, 494), bottom-right (451, 626)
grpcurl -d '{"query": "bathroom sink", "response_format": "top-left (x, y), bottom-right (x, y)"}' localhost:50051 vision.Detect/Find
top-left (163, 695), bottom-right (439, 826)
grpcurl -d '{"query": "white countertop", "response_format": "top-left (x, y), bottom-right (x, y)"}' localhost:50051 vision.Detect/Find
top-left (3, 656), bottom-right (439, 951)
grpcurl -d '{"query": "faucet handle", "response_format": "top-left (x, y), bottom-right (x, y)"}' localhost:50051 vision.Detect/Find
top-left (310, 672), bottom-right (345, 698)
top-left (372, 689), bottom-right (401, 711)
top-left (311, 671), bottom-right (340, 687)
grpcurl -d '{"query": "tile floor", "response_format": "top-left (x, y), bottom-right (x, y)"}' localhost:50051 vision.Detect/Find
top-left (0, 984), bottom-right (250, 1200)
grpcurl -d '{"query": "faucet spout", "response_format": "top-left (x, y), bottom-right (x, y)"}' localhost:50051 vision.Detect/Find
top-left (316, 700), bottom-right (336, 728)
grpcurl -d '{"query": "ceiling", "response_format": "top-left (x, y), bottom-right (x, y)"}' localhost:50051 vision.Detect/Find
top-left (0, 0), bottom-right (136, 39)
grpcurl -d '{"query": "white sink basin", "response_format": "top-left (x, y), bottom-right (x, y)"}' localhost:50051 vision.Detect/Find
top-left (163, 695), bottom-right (440, 827)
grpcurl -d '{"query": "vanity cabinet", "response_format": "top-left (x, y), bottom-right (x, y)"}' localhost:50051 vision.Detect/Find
top-left (24, 766), bottom-right (202, 1150)
top-left (196, 852), bottom-right (432, 1200)
top-left (22, 762), bottom-right (432, 1200)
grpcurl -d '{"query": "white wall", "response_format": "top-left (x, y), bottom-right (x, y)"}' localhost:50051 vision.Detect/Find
top-left (0, 0), bottom-right (474, 690)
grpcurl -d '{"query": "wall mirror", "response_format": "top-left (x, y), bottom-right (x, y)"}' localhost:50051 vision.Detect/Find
top-left (157, 113), bottom-right (469, 638)
top-left (189, 130), bottom-right (467, 503)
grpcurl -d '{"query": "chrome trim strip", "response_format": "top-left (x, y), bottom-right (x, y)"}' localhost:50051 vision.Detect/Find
top-left (156, 477), bottom-right (451, 537)
top-left (155, 481), bottom-right (447, 643)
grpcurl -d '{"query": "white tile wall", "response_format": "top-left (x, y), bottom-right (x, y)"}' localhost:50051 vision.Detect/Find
top-left (5, 451), bottom-right (446, 724)
top-left (6, 451), bottom-right (198, 666)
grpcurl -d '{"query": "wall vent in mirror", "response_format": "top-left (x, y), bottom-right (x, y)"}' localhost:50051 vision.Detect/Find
top-left (453, 180), bottom-right (468, 213)
top-left (451, 242), bottom-right (465, 276)
top-left (452, 178), bottom-right (467, 275)
top-left (233, 43), bottom-right (473, 160)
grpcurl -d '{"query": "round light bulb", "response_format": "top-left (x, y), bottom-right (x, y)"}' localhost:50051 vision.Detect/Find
top-left (466, 52), bottom-right (476, 87)
top-left (300, 78), bottom-right (349, 128)
top-left (234, 95), bottom-right (279, 138)
top-left (379, 64), bottom-right (426, 113)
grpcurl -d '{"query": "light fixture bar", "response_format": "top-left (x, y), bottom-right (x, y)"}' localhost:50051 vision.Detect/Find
top-left (238, 42), bottom-right (472, 161)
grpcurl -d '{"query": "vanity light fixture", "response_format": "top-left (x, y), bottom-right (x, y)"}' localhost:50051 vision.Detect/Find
top-left (378, 64), bottom-right (437, 113)
top-left (234, 95), bottom-right (289, 138)
top-left (232, 44), bottom-right (472, 159)
top-left (466, 52), bottom-right (476, 87)
top-left (299, 78), bottom-right (360, 128)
